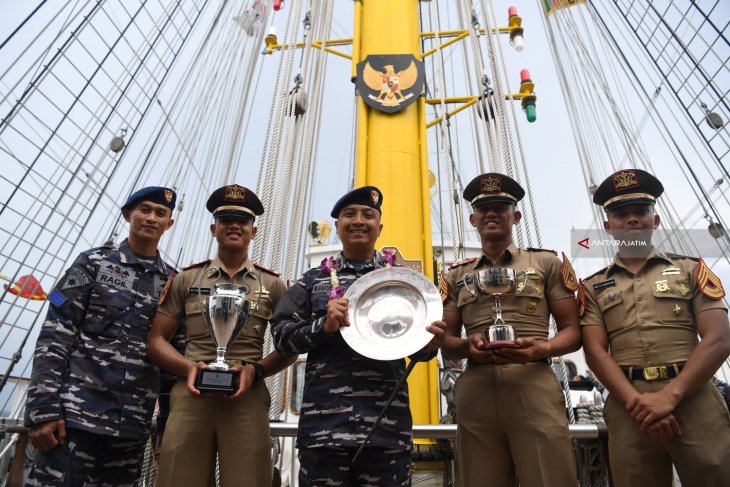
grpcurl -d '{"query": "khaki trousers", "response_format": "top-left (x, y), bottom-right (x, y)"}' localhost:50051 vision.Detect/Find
top-left (157, 380), bottom-right (272, 487)
top-left (454, 361), bottom-right (577, 487)
top-left (604, 379), bottom-right (730, 487)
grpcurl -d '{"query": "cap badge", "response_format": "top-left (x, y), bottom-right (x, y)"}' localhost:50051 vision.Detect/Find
top-left (224, 184), bottom-right (246, 202)
top-left (370, 189), bottom-right (379, 205)
top-left (612, 170), bottom-right (639, 191)
top-left (164, 189), bottom-right (173, 203)
top-left (480, 175), bottom-right (501, 193)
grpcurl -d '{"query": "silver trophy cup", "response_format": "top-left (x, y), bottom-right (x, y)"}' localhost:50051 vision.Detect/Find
top-left (195, 282), bottom-right (251, 393)
top-left (463, 268), bottom-right (525, 348)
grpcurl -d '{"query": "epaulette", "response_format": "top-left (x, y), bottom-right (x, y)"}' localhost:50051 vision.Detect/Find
top-left (100, 241), bottom-right (115, 249)
top-left (254, 263), bottom-right (280, 276)
top-left (525, 247), bottom-right (557, 255)
top-left (449, 257), bottom-right (478, 270)
top-left (582, 266), bottom-right (608, 283)
top-left (182, 259), bottom-right (211, 271)
top-left (665, 252), bottom-right (699, 262)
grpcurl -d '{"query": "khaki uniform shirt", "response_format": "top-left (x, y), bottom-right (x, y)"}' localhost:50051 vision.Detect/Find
top-left (580, 247), bottom-right (727, 366)
top-left (444, 244), bottom-right (575, 339)
top-left (158, 255), bottom-right (286, 363)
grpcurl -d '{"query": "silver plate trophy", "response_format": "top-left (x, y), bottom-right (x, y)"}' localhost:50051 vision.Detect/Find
top-left (463, 268), bottom-right (525, 349)
top-left (195, 282), bottom-right (252, 393)
top-left (341, 267), bottom-right (442, 360)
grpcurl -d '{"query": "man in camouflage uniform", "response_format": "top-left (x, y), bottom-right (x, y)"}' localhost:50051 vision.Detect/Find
top-left (147, 184), bottom-right (295, 487)
top-left (271, 186), bottom-right (441, 487)
top-left (432, 173), bottom-right (581, 487)
top-left (580, 168), bottom-right (730, 486)
top-left (24, 186), bottom-right (177, 486)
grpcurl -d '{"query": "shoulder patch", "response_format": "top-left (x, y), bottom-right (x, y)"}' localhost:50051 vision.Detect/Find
top-left (560, 252), bottom-right (578, 293)
top-left (665, 252), bottom-right (699, 262)
top-left (254, 263), bottom-right (280, 276)
top-left (47, 289), bottom-right (68, 307)
top-left (438, 271), bottom-right (449, 302)
top-left (577, 281), bottom-right (586, 318)
top-left (158, 275), bottom-right (174, 306)
top-left (449, 257), bottom-right (478, 270)
top-left (696, 258), bottom-right (725, 300)
top-left (525, 247), bottom-right (558, 255)
top-left (182, 259), bottom-right (211, 271)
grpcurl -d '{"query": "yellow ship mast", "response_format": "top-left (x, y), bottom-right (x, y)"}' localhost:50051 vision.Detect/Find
top-left (352, 0), bottom-right (439, 428)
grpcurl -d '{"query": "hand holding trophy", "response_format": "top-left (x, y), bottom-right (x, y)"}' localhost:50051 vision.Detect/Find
top-left (194, 282), bottom-right (252, 393)
top-left (463, 267), bottom-right (525, 348)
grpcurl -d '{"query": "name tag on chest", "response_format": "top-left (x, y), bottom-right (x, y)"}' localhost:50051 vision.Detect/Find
top-left (593, 279), bottom-right (616, 291)
top-left (98, 260), bottom-right (136, 289)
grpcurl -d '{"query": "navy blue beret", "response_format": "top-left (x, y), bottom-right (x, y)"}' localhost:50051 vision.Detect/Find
top-left (330, 186), bottom-right (383, 218)
top-left (122, 186), bottom-right (176, 211)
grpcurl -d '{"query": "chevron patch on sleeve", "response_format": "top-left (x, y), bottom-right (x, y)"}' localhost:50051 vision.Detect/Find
top-left (561, 252), bottom-right (578, 293)
top-left (696, 258), bottom-right (725, 300)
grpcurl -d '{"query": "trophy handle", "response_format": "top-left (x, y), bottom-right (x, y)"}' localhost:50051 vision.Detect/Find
top-left (514, 270), bottom-right (527, 294)
top-left (462, 274), bottom-right (479, 297)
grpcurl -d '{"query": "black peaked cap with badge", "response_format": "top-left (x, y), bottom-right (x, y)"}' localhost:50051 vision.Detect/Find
top-left (122, 186), bottom-right (177, 211)
top-left (206, 184), bottom-right (264, 219)
top-left (593, 168), bottom-right (664, 211)
top-left (330, 186), bottom-right (383, 218)
top-left (463, 172), bottom-right (525, 208)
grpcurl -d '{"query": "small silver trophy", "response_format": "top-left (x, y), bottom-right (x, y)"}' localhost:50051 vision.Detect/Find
top-left (195, 282), bottom-right (252, 393)
top-left (463, 268), bottom-right (525, 348)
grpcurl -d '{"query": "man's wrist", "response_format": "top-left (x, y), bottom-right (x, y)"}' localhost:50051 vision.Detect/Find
top-left (247, 361), bottom-right (265, 383)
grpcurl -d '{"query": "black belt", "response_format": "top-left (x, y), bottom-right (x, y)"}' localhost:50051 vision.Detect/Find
top-left (621, 363), bottom-right (684, 381)
top-left (467, 357), bottom-right (551, 368)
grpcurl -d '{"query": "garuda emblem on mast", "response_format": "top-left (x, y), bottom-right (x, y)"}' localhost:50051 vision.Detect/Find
top-left (356, 54), bottom-right (424, 113)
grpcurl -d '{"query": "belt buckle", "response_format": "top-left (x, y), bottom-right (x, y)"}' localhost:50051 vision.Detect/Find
top-left (642, 366), bottom-right (668, 381)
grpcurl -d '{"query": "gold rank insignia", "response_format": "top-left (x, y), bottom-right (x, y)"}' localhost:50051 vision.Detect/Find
top-left (696, 258), bottom-right (725, 300)
top-left (577, 282), bottom-right (586, 317)
top-left (527, 301), bottom-right (537, 313)
top-left (253, 322), bottom-right (262, 334)
top-left (673, 304), bottom-right (682, 315)
top-left (655, 280), bottom-right (669, 292)
top-left (560, 252), bottom-right (578, 292)
top-left (661, 266), bottom-right (681, 276)
top-left (254, 285), bottom-right (270, 300)
top-left (534, 282), bottom-right (544, 295)
top-left (677, 282), bottom-right (689, 296)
